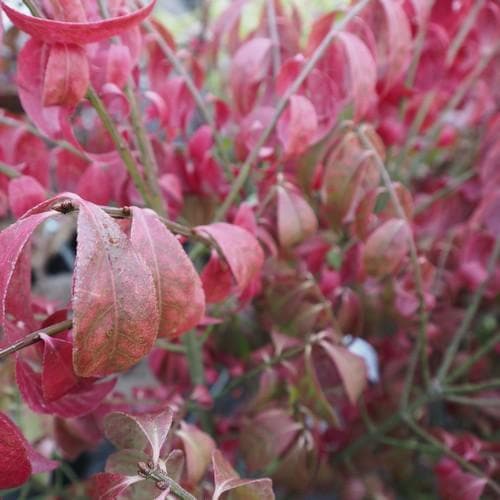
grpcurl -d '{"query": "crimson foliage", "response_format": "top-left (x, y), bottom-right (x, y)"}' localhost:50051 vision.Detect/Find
top-left (0, 0), bottom-right (499, 498)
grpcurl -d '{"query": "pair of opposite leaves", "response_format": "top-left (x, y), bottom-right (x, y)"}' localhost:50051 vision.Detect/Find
top-left (0, 193), bottom-right (263, 378)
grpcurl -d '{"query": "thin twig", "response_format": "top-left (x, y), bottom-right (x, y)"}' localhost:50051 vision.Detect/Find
top-left (436, 236), bottom-right (500, 382)
top-left (0, 161), bottom-right (21, 179)
top-left (446, 332), bottom-right (500, 383)
top-left (125, 79), bottom-right (167, 217)
top-left (213, 0), bottom-right (372, 222)
top-left (86, 87), bottom-right (155, 210)
top-left (444, 394), bottom-right (500, 407)
top-left (0, 320), bottom-right (73, 360)
top-left (357, 125), bottom-right (430, 407)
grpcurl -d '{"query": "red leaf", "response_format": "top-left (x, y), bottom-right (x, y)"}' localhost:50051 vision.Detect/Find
top-left (130, 208), bottom-right (205, 339)
top-left (230, 37), bottom-right (272, 115)
top-left (88, 472), bottom-right (142, 500)
top-left (212, 449), bottom-right (275, 500)
top-left (1, 0), bottom-right (157, 45)
top-left (8, 175), bottom-right (47, 219)
top-left (435, 459), bottom-right (487, 500)
top-left (72, 199), bottom-right (160, 376)
top-left (0, 211), bottom-right (53, 336)
top-left (363, 219), bottom-right (411, 277)
top-left (16, 356), bottom-right (116, 418)
top-left (277, 95), bottom-right (318, 157)
top-left (195, 223), bottom-right (264, 292)
top-left (42, 43), bottom-right (89, 108)
top-left (176, 422), bottom-right (215, 486)
top-left (104, 407), bottom-right (173, 466)
top-left (200, 252), bottom-right (234, 304)
top-left (277, 184), bottom-right (318, 247)
top-left (76, 163), bottom-right (113, 205)
top-left (0, 412), bottom-right (57, 489)
top-left (40, 333), bottom-right (79, 402)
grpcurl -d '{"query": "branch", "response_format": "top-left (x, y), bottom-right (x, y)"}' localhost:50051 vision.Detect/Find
top-left (138, 462), bottom-right (196, 500)
top-left (213, 0), bottom-right (372, 222)
top-left (357, 125), bottom-right (430, 407)
top-left (0, 320), bottom-right (73, 361)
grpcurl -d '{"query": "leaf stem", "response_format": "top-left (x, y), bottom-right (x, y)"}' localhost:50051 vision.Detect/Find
top-left (0, 319), bottom-right (72, 361)
top-left (213, 0), bottom-right (372, 222)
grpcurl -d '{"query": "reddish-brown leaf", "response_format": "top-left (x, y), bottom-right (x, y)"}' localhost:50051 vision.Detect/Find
top-left (72, 199), bottom-right (160, 376)
top-left (88, 472), bottom-right (142, 500)
top-left (130, 208), bottom-right (205, 339)
top-left (277, 184), bottom-right (318, 247)
top-left (363, 219), bottom-right (411, 277)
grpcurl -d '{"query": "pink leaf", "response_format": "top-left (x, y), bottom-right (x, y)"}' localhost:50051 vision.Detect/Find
top-left (0, 211), bottom-right (53, 336)
top-left (72, 199), bottom-right (160, 376)
top-left (177, 422), bottom-right (215, 486)
top-left (363, 219), bottom-right (411, 277)
top-left (0, 412), bottom-right (57, 489)
top-left (336, 32), bottom-right (377, 119)
top-left (8, 175), bottom-right (47, 219)
top-left (17, 38), bottom-right (70, 139)
top-left (230, 37), bottom-right (272, 115)
top-left (277, 95), bottom-right (318, 157)
top-left (76, 163), bottom-right (113, 205)
top-left (212, 449), bottom-right (275, 500)
top-left (195, 223), bottom-right (264, 292)
top-left (42, 43), bottom-right (89, 108)
top-left (1, 0), bottom-right (157, 45)
top-left (16, 356), bottom-right (116, 418)
top-left (130, 208), bottom-right (205, 339)
top-left (277, 184), bottom-right (318, 247)
top-left (104, 407), bottom-right (174, 466)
